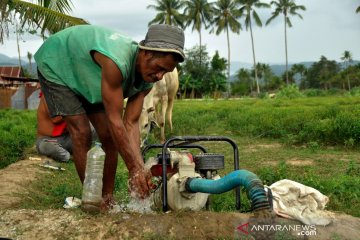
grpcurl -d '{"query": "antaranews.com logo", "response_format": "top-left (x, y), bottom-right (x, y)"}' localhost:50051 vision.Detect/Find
top-left (235, 222), bottom-right (317, 238)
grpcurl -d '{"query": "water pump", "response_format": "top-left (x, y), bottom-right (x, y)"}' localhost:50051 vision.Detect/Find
top-left (142, 136), bottom-right (271, 212)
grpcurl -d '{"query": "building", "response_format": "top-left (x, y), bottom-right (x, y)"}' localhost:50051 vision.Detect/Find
top-left (0, 66), bottom-right (39, 109)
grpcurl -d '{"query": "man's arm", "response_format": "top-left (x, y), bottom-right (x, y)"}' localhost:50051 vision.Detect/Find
top-left (93, 52), bottom-right (151, 198)
top-left (123, 89), bottom-right (151, 151)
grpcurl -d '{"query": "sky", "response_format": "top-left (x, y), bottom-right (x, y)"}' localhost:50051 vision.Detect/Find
top-left (0, 0), bottom-right (359, 67)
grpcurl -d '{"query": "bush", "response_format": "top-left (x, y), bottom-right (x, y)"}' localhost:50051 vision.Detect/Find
top-left (173, 97), bottom-right (360, 147)
top-left (303, 88), bottom-right (325, 97)
top-left (350, 87), bottom-right (360, 96)
top-left (326, 88), bottom-right (347, 96)
top-left (277, 84), bottom-right (303, 99)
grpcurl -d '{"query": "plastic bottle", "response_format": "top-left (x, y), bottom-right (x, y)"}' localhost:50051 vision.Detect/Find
top-left (81, 142), bottom-right (105, 213)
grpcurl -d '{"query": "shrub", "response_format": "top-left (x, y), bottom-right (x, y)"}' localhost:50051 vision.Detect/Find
top-left (303, 88), bottom-right (325, 97)
top-left (333, 111), bottom-right (360, 144)
top-left (277, 84), bottom-right (303, 99)
top-left (350, 87), bottom-right (360, 96)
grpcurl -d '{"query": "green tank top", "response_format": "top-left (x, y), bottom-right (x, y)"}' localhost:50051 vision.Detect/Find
top-left (34, 25), bottom-right (152, 103)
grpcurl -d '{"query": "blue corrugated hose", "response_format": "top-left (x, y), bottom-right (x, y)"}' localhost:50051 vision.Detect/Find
top-left (185, 170), bottom-right (270, 211)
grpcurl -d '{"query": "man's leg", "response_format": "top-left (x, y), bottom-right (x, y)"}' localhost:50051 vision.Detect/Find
top-left (88, 112), bottom-right (118, 199)
top-left (57, 133), bottom-right (73, 154)
top-left (37, 70), bottom-right (92, 183)
top-left (36, 137), bottom-right (71, 162)
top-left (64, 114), bottom-right (92, 183)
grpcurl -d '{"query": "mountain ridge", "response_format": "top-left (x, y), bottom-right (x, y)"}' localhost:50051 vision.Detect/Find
top-left (1, 53), bottom-right (358, 78)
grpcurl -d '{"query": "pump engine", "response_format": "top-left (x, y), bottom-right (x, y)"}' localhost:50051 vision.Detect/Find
top-left (147, 151), bottom-right (224, 211)
top-left (142, 136), bottom-right (271, 213)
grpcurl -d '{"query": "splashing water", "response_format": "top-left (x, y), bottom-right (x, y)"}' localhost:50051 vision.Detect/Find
top-left (109, 158), bottom-right (160, 214)
top-left (109, 196), bottom-right (153, 214)
top-left (110, 178), bottom-right (155, 214)
top-left (126, 197), bottom-right (153, 213)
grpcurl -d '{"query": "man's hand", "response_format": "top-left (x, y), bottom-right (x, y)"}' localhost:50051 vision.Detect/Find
top-left (128, 167), bottom-right (153, 199)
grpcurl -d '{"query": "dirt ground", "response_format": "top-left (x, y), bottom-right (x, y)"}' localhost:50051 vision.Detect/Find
top-left (1, 157), bottom-right (360, 240)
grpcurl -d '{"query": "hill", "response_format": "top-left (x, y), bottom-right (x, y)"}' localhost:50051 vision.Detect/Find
top-left (1, 53), bottom-right (359, 80)
top-left (0, 53), bottom-right (37, 75)
top-left (0, 53), bottom-right (22, 65)
top-left (230, 60), bottom-right (360, 80)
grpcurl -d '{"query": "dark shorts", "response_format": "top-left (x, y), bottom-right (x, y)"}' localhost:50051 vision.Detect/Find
top-left (37, 70), bottom-right (105, 117)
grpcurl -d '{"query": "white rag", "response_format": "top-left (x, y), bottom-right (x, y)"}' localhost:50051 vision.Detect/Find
top-left (63, 197), bottom-right (81, 209)
top-left (268, 179), bottom-right (334, 226)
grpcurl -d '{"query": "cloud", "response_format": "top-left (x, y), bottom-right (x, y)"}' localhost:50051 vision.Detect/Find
top-left (0, 0), bottom-right (359, 63)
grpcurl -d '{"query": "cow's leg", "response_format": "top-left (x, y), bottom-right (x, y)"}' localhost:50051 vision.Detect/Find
top-left (166, 95), bottom-right (175, 132)
top-left (160, 95), bottom-right (168, 143)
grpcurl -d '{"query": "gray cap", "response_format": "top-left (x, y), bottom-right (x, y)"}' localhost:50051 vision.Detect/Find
top-left (139, 24), bottom-right (185, 62)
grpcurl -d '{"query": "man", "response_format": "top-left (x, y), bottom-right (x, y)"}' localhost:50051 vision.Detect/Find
top-left (36, 92), bottom-right (97, 162)
top-left (34, 24), bottom-right (185, 210)
top-left (36, 92), bottom-right (72, 162)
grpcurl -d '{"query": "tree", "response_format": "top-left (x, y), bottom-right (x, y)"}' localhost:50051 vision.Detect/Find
top-left (180, 45), bottom-right (210, 98)
top-left (282, 69), bottom-right (295, 84)
top-left (356, 5), bottom-right (360, 13)
top-left (211, 50), bottom-right (227, 72)
top-left (232, 68), bottom-right (252, 95)
top-left (345, 65), bottom-right (360, 89)
top-left (210, 0), bottom-right (242, 94)
top-left (268, 75), bottom-right (283, 90)
top-left (209, 51), bottom-right (227, 98)
top-left (305, 56), bottom-right (340, 89)
top-left (15, 21), bottom-right (22, 67)
top-left (180, 46), bottom-right (229, 98)
top-left (341, 50), bottom-right (353, 90)
top-left (266, 0), bottom-right (306, 85)
top-left (183, 0), bottom-right (212, 68)
top-left (0, 0), bottom-right (88, 44)
top-left (237, 0), bottom-right (269, 94)
top-left (290, 63), bottom-right (307, 88)
top-left (147, 0), bottom-right (186, 28)
top-left (27, 51), bottom-right (32, 73)
top-left (254, 62), bottom-right (274, 91)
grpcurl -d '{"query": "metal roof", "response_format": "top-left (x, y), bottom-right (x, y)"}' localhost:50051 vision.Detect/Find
top-left (0, 66), bottom-right (22, 78)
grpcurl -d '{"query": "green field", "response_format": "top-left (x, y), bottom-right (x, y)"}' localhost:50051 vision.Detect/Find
top-left (0, 96), bottom-right (359, 217)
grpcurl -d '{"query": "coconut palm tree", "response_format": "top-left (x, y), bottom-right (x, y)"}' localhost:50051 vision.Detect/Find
top-left (147, 0), bottom-right (186, 28)
top-left (266, 0), bottom-right (306, 85)
top-left (290, 63), bottom-right (307, 87)
top-left (341, 50), bottom-right (353, 90)
top-left (183, 0), bottom-right (212, 67)
top-left (260, 63), bottom-right (274, 91)
top-left (0, 0), bottom-right (88, 44)
top-left (210, 0), bottom-right (242, 91)
top-left (237, 0), bottom-right (270, 94)
top-left (15, 21), bottom-right (22, 67)
top-left (27, 51), bottom-right (32, 73)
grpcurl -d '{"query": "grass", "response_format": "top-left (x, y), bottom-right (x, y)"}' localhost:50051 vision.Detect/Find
top-left (0, 109), bottom-right (37, 168)
top-left (204, 137), bottom-right (360, 217)
top-left (1, 96), bottom-right (359, 218)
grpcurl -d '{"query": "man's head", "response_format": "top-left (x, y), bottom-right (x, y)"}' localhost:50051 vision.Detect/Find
top-left (137, 24), bottom-right (185, 83)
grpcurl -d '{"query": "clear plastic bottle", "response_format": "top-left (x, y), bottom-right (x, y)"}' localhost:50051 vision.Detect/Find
top-left (81, 142), bottom-right (105, 213)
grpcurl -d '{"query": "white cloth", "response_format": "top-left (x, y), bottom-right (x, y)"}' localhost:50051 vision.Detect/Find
top-left (63, 197), bottom-right (81, 209)
top-left (268, 179), bottom-right (334, 226)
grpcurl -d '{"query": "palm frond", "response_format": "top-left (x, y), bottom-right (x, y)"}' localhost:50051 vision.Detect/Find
top-left (37, 0), bottom-right (73, 14)
top-left (0, 0), bottom-right (88, 43)
top-left (147, 0), bottom-right (185, 28)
